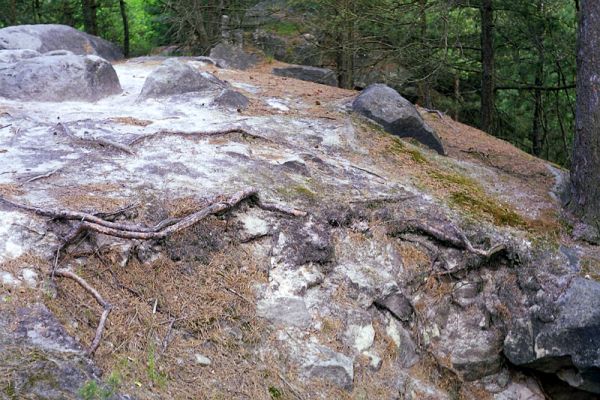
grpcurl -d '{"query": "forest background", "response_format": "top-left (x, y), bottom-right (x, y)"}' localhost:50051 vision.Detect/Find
top-left (0, 0), bottom-right (578, 168)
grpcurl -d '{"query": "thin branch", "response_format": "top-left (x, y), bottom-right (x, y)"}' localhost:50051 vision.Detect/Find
top-left (24, 167), bottom-right (61, 184)
top-left (53, 268), bottom-right (112, 355)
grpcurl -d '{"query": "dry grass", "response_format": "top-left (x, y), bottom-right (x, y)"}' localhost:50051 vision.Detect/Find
top-left (0, 183), bottom-right (25, 197)
top-left (109, 117), bottom-right (153, 127)
top-left (53, 183), bottom-right (128, 212)
top-left (44, 211), bottom-right (315, 399)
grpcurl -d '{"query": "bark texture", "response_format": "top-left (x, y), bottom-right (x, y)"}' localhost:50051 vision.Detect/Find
top-left (480, 0), bottom-right (495, 133)
top-left (571, 0), bottom-right (600, 223)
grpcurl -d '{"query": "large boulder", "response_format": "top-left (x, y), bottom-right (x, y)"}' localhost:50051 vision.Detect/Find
top-left (209, 43), bottom-right (261, 70)
top-left (0, 53), bottom-right (122, 102)
top-left (273, 64), bottom-right (338, 87)
top-left (138, 59), bottom-right (227, 100)
top-left (352, 84), bottom-right (446, 155)
top-left (504, 277), bottom-right (600, 394)
top-left (0, 49), bottom-right (40, 64)
top-left (0, 24), bottom-right (123, 61)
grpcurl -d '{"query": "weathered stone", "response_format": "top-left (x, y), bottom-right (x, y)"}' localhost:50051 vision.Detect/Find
top-left (301, 343), bottom-right (354, 390)
top-left (212, 89), bottom-right (249, 109)
top-left (385, 317), bottom-right (419, 368)
top-left (0, 53), bottom-right (122, 102)
top-left (256, 296), bottom-right (312, 328)
top-left (0, 24), bottom-right (123, 61)
top-left (0, 49), bottom-right (40, 63)
top-left (138, 59), bottom-right (226, 100)
top-left (352, 83), bottom-right (446, 154)
top-left (0, 304), bottom-right (129, 399)
top-left (439, 308), bottom-right (503, 381)
top-left (273, 65), bottom-right (338, 87)
top-left (194, 354), bottom-right (212, 366)
top-left (504, 278), bottom-right (600, 394)
top-left (344, 323), bottom-right (375, 352)
top-left (375, 291), bottom-right (413, 321)
top-left (209, 43), bottom-right (260, 70)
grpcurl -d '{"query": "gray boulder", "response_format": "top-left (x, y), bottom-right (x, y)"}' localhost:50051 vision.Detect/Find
top-left (301, 343), bottom-right (354, 390)
top-left (0, 49), bottom-right (40, 64)
top-left (352, 84), bottom-right (446, 155)
top-left (257, 296), bottom-right (312, 328)
top-left (504, 278), bottom-right (600, 394)
top-left (212, 89), bottom-right (249, 109)
top-left (273, 65), bottom-right (338, 87)
top-left (0, 304), bottom-right (129, 399)
top-left (209, 43), bottom-right (261, 70)
top-left (0, 24), bottom-right (123, 61)
top-left (0, 53), bottom-right (122, 102)
top-left (138, 59), bottom-right (226, 100)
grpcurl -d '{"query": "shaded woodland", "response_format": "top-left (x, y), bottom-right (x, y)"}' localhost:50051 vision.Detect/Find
top-left (0, 0), bottom-right (579, 167)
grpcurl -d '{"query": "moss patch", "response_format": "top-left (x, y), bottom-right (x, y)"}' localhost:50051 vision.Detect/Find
top-left (428, 170), bottom-right (526, 228)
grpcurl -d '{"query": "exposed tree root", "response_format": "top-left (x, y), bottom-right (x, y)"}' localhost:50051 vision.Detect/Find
top-left (53, 268), bottom-right (112, 355)
top-left (23, 167), bottom-right (62, 184)
top-left (1, 187), bottom-right (306, 356)
top-left (54, 123), bottom-right (135, 155)
top-left (128, 127), bottom-right (271, 147)
top-left (389, 219), bottom-right (505, 258)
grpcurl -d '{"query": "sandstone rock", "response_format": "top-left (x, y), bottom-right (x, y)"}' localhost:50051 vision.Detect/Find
top-left (0, 53), bottom-right (122, 102)
top-left (209, 43), bottom-right (260, 70)
top-left (0, 24), bottom-right (123, 61)
top-left (272, 65), bottom-right (338, 87)
top-left (504, 277), bottom-right (600, 394)
top-left (138, 59), bottom-right (226, 100)
top-left (256, 296), bottom-right (312, 328)
top-left (301, 343), bottom-right (354, 390)
top-left (212, 89), bottom-right (250, 109)
top-left (352, 83), bottom-right (446, 154)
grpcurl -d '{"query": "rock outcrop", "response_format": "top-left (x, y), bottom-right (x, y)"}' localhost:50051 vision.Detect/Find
top-left (0, 54), bottom-right (598, 400)
top-left (0, 52), bottom-right (122, 101)
top-left (273, 64), bottom-right (338, 87)
top-left (138, 59), bottom-right (226, 100)
top-left (0, 24), bottom-right (123, 61)
top-left (209, 42), bottom-right (261, 70)
top-left (504, 277), bottom-right (600, 394)
top-left (353, 83), bottom-right (446, 154)
top-left (0, 304), bottom-right (129, 399)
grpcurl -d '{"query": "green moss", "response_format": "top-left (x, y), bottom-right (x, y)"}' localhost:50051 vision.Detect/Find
top-left (276, 183), bottom-right (317, 201)
top-left (429, 170), bottom-right (526, 228)
top-left (580, 258), bottom-right (600, 281)
top-left (146, 344), bottom-right (167, 389)
top-left (264, 21), bottom-right (299, 36)
top-left (389, 137), bottom-right (428, 164)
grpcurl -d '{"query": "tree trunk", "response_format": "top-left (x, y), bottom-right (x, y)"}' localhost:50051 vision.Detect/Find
top-left (119, 0), bottom-right (130, 57)
top-left (82, 0), bottom-right (98, 36)
top-left (9, 0), bottom-right (17, 24)
top-left (531, 0), bottom-right (546, 157)
top-left (336, 0), bottom-right (355, 89)
top-left (418, 0), bottom-right (432, 108)
top-left (480, 0), bottom-right (495, 133)
top-left (570, 0), bottom-right (600, 223)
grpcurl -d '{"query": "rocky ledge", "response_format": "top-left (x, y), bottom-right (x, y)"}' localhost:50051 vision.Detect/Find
top-left (0, 28), bottom-right (599, 400)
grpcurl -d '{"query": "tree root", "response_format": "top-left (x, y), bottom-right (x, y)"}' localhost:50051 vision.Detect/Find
top-left (128, 127), bottom-right (272, 147)
top-left (54, 123), bottom-right (135, 155)
top-left (389, 219), bottom-right (505, 258)
top-left (53, 268), bottom-right (112, 355)
top-left (1, 187), bottom-right (306, 355)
